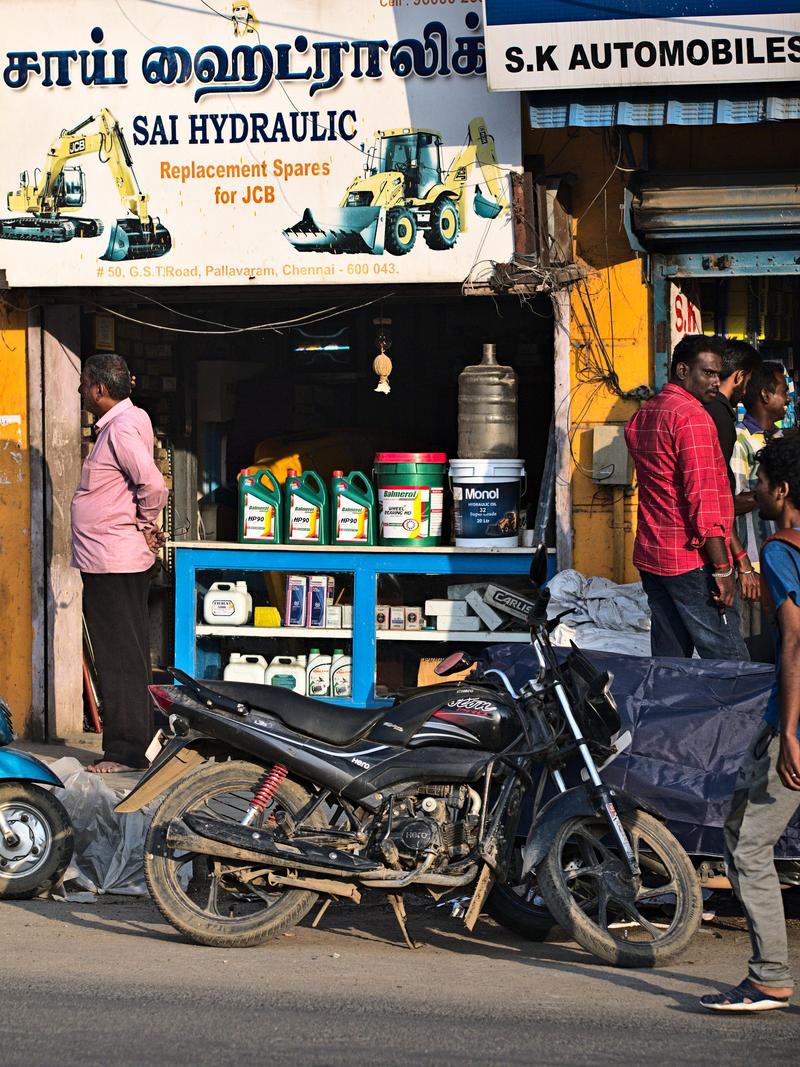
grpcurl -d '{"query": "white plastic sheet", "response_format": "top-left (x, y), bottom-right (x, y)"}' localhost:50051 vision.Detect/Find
top-left (49, 757), bottom-right (152, 896)
top-left (546, 569), bottom-right (651, 657)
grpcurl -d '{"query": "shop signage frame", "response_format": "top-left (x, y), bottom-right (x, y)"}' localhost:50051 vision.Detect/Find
top-left (0, 1), bottom-right (519, 288)
top-left (483, 1), bottom-right (800, 93)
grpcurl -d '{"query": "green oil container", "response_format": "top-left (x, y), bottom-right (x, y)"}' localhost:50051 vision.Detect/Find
top-left (374, 452), bottom-right (447, 546)
top-left (238, 468), bottom-right (282, 543)
top-left (331, 470), bottom-right (377, 545)
top-left (285, 469), bottom-right (330, 545)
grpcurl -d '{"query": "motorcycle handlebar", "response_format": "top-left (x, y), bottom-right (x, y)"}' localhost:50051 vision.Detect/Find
top-left (529, 586), bottom-right (551, 625)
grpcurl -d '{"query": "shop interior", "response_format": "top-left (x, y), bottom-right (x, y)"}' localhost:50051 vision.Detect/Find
top-left (698, 275), bottom-right (799, 380)
top-left (80, 285), bottom-right (555, 704)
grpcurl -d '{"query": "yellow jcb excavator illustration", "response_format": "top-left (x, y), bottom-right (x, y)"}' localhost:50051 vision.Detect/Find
top-left (1, 108), bottom-right (171, 261)
top-left (282, 116), bottom-right (509, 256)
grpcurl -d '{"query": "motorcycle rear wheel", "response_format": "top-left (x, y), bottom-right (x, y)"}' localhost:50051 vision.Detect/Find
top-left (538, 810), bottom-right (702, 968)
top-left (0, 783), bottom-right (74, 900)
top-left (144, 760), bottom-right (325, 948)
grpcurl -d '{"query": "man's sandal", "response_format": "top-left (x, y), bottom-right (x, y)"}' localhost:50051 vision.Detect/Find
top-left (700, 978), bottom-right (791, 1012)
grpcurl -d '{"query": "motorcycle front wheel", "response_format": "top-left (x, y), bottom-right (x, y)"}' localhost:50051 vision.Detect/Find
top-left (144, 760), bottom-right (326, 948)
top-left (0, 783), bottom-right (74, 899)
top-left (537, 810), bottom-right (702, 967)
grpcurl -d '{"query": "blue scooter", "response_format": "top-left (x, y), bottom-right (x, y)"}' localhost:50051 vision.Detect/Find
top-left (0, 698), bottom-right (73, 899)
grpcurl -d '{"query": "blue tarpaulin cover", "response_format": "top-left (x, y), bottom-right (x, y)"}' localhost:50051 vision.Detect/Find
top-left (479, 646), bottom-right (800, 858)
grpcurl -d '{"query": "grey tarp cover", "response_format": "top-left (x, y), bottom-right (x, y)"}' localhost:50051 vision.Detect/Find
top-left (478, 646), bottom-right (800, 858)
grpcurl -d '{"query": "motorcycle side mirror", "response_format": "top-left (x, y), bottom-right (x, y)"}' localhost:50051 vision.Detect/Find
top-left (434, 651), bottom-right (476, 677)
top-left (529, 543), bottom-right (548, 588)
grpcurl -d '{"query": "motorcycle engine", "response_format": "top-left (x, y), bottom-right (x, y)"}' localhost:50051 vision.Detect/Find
top-left (391, 818), bottom-right (443, 863)
top-left (374, 785), bottom-right (479, 869)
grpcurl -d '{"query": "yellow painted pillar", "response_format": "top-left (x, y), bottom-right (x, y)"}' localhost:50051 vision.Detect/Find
top-left (568, 260), bottom-right (651, 582)
top-left (0, 306), bottom-right (34, 736)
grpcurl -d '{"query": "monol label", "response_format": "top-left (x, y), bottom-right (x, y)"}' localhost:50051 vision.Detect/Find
top-left (453, 480), bottom-right (518, 539)
top-left (378, 486), bottom-right (443, 539)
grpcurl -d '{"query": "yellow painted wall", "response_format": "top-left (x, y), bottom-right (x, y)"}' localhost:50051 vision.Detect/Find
top-left (525, 119), bottom-right (800, 580)
top-left (0, 307), bottom-right (33, 735)
top-left (525, 127), bottom-right (652, 580)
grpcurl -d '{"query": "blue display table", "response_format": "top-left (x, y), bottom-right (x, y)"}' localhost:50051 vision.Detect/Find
top-left (173, 543), bottom-right (553, 707)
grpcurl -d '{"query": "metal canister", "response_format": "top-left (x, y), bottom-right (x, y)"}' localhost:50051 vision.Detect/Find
top-left (457, 344), bottom-right (518, 459)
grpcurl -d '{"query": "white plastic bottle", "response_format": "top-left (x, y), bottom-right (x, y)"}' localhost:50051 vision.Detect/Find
top-left (264, 655), bottom-right (307, 695)
top-left (223, 653), bottom-right (268, 683)
top-left (330, 649), bottom-right (352, 699)
top-left (203, 580), bottom-right (252, 625)
top-left (306, 648), bottom-right (333, 697)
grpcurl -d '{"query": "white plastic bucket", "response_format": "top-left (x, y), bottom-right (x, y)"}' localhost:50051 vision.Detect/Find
top-left (450, 458), bottom-right (526, 548)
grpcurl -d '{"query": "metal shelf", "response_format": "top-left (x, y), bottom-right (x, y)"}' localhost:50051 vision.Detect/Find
top-left (175, 545), bottom-right (552, 708)
top-left (376, 630), bottom-right (530, 643)
top-left (197, 625), bottom-right (529, 643)
top-left (196, 625), bottom-right (352, 639)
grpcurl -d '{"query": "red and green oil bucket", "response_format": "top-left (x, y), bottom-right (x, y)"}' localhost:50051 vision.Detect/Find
top-left (373, 452), bottom-right (447, 547)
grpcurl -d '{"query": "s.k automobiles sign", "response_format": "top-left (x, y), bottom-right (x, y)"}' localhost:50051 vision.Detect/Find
top-left (482, 1), bottom-right (800, 91)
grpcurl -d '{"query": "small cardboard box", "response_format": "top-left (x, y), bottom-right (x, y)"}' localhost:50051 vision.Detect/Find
top-left (285, 575), bottom-right (308, 627)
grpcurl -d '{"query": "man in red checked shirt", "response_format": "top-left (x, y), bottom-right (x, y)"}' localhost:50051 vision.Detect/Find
top-left (625, 334), bottom-right (749, 660)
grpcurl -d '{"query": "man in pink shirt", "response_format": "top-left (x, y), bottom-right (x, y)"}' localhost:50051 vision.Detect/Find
top-left (72, 354), bottom-right (168, 772)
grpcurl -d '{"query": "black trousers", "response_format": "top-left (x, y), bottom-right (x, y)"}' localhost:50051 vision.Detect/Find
top-left (81, 571), bottom-right (154, 767)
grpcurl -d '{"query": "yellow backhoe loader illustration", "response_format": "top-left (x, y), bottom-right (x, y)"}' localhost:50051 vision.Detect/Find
top-left (282, 116), bottom-right (509, 256)
top-left (1, 108), bottom-right (171, 261)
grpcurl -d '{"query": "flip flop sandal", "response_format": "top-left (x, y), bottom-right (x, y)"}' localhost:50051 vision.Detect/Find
top-left (701, 978), bottom-right (791, 1012)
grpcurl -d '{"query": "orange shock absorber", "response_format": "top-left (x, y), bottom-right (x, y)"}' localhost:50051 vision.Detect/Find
top-left (241, 763), bottom-right (288, 825)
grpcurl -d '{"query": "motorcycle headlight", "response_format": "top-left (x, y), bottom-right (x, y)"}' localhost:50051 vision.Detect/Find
top-left (564, 650), bottom-right (621, 746)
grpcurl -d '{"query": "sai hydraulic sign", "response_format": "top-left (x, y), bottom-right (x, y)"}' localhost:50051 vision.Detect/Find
top-left (0, 1), bottom-right (518, 288)
top-left (483, 1), bottom-right (800, 92)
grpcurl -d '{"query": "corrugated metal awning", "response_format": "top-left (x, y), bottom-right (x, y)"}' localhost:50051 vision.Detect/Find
top-left (528, 85), bottom-right (800, 128)
top-left (629, 171), bottom-right (800, 250)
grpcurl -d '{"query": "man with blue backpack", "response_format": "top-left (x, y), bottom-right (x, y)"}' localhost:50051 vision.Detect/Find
top-left (701, 430), bottom-right (800, 1012)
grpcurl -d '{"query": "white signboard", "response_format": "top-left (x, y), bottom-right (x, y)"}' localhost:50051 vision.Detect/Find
top-left (0, 1), bottom-right (517, 287)
top-left (483, 1), bottom-right (800, 92)
top-left (669, 281), bottom-right (703, 353)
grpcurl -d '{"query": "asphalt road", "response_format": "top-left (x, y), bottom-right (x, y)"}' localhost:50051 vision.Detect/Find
top-left (1, 896), bottom-right (797, 1066)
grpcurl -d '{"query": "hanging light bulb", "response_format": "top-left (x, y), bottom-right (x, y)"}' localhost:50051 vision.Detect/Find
top-left (372, 317), bottom-right (393, 395)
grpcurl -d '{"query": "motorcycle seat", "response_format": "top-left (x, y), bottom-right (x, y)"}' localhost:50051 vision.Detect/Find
top-left (200, 680), bottom-right (389, 747)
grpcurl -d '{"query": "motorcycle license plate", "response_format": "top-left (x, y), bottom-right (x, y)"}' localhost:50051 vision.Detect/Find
top-left (145, 729), bottom-right (168, 764)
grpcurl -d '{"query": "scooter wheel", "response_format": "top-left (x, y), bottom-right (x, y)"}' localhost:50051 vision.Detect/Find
top-left (486, 879), bottom-right (556, 942)
top-left (0, 783), bottom-right (74, 899)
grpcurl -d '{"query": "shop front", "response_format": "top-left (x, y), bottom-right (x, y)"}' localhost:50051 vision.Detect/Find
top-left (483, 0), bottom-right (800, 581)
top-left (0, 3), bottom-right (564, 737)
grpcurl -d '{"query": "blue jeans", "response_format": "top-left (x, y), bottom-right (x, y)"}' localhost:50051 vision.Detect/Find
top-left (640, 566), bottom-right (750, 661)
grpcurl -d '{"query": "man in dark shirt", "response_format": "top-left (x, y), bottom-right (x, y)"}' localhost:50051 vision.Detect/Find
top-left (705, 339), bottom-right (762, 605)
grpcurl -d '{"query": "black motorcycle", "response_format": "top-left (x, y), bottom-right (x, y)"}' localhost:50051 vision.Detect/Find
top-left (118, 549), bottom-right (701, 966)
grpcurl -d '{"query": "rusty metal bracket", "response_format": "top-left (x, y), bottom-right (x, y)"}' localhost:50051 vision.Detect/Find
top-left (463, 862), bottom-right (495, 933)
top-left (387, 893), bottom-right (422, 950)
